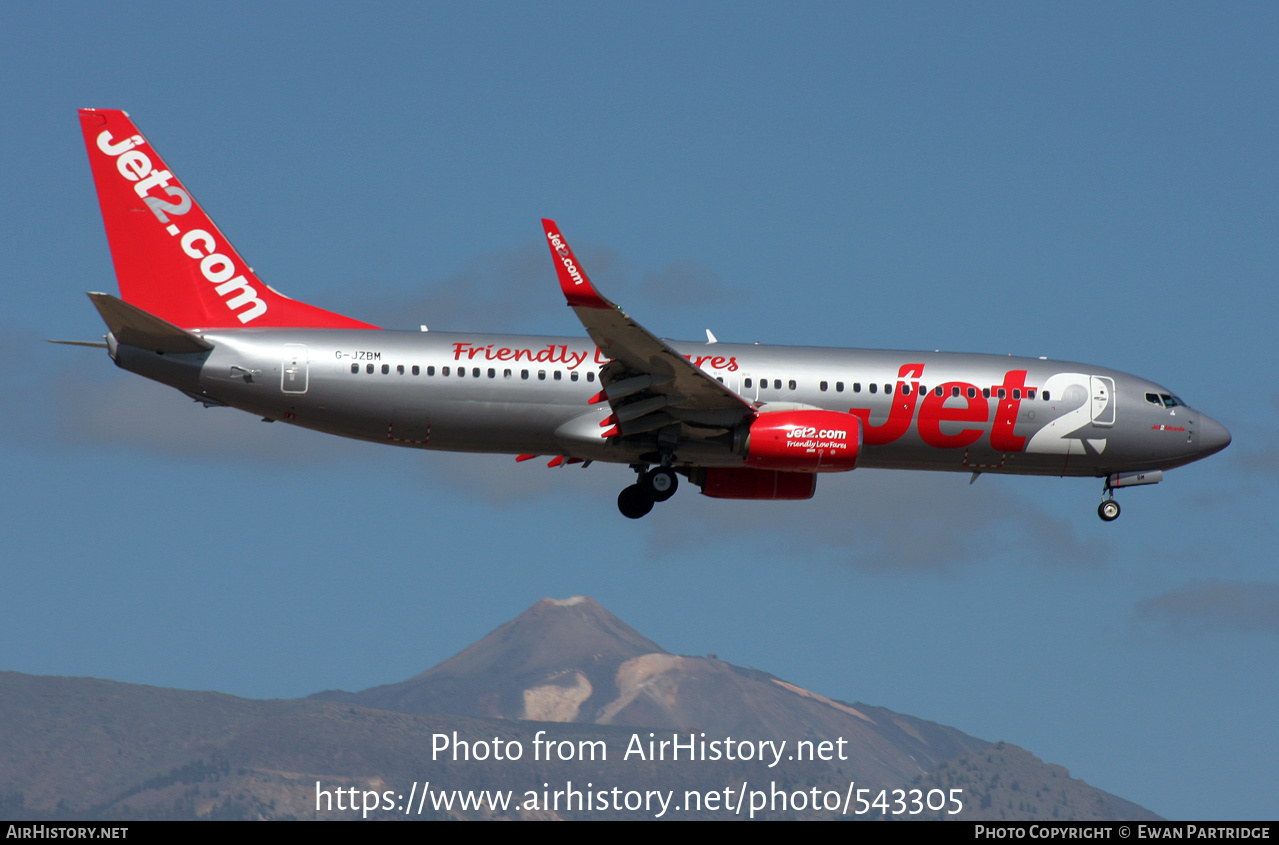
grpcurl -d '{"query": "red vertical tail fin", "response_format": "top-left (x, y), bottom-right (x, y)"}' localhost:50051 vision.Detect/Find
top-left (79, 109), bottom-right (378, 330)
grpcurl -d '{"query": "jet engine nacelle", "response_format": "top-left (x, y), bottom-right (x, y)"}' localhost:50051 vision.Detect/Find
top-left (738, 410), bottom-right (862, 472)
top-left (698, 467), bottom-right (818, 500)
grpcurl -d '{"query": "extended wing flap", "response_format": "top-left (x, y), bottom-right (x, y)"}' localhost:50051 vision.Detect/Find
top-left (540, 219), bottom-right (753, 441)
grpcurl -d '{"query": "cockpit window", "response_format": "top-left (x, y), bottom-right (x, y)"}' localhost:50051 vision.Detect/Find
top-left (1146, 392), bottom-right (1185, 408)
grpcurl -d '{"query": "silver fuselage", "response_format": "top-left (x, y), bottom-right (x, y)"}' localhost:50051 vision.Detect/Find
top-left (109, 328), bottom-right (1230, 478)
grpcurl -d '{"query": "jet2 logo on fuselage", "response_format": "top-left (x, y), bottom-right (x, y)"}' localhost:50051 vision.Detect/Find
top-left (850, 363), bottom-right (1105, 454)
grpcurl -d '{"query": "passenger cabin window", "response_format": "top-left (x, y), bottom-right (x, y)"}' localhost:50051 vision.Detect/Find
top-left (350, 363), bottom-right (358, 374)
top-left (836, 381), bottom-right (844, 392)
top-left (820, 381), bottom-right (828, 391)
top-left (571, 371), bottom-right (579, 382)
top-left (885, 384), bottom-right (892, 395)
top-left (397, 364), bottom-right (404, 375)
top-left (869, 383), bottom-right (877, 394)
top-left (366, 363), bottom-right (374, 374)
top-left (412, 365), bottom-right (420, 375)
top-left (788, 379), bottom-right (796, 390)
top-left (587, 372), bottom-right (595, 382)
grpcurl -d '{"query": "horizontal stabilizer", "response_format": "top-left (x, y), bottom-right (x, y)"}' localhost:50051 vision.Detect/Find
top-left (45, 339), bottom-right (109, 349)
top-left (87, 292), bottom-right (213, 354)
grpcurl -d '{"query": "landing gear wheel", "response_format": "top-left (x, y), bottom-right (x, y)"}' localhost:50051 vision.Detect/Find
top-left (642, 467), bottom-right (679, 502)
top-left (618, 485), bottom-right (654, 519)
top-left (1098, 499), bottom-right (1120, 522)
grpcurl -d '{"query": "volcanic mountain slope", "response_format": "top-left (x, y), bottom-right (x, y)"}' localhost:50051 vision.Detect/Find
top-left (2, 596), bottom-right (1161, 820)
top-left (310, 597), bottom-right (1122, 799)
top-left (314, 596), bottom-right (667, 722)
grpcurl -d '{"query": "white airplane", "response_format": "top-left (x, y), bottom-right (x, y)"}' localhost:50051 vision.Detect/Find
top-left (73, 109), bottom-right (1230, 520)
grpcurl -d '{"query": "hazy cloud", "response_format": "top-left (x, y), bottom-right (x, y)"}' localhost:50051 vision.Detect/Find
top-left (5, 343), bottom-right (620, 502)
top-left (637, 260), bottom-right (738, 309)
top-left (345, 242), bottom-right (567, 334)
top-left (1233, 445), bottom-right (1279, 478)
top-left (1227, 394), bottom-right (1279, 478)
top-left (4, 356), bottom-right (376, 468)
top-left (644, 470), bottom-right (1103, 573)
top-left (335, 238), bottom-right (742, 338)
top-left (1137, 580), bottom-right (1279, 636)
top-left (423, 451), bottom-right (620, 506)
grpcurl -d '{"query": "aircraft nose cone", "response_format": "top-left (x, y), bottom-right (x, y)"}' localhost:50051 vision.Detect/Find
top-left (1198, 414), bottom-right (1231, 457)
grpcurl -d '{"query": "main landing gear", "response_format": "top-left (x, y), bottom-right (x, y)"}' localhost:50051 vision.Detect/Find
top-left (618, 465), bottom-right (679, 519)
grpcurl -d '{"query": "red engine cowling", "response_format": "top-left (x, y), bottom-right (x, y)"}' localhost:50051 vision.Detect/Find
top-left (699, 467), bottom-right (817, 500)
top-left (742, 410), bottom-right (862, 472)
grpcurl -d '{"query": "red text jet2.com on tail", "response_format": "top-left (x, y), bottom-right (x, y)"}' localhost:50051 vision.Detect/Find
top-left (73, 109), bottom-right (1230, 520)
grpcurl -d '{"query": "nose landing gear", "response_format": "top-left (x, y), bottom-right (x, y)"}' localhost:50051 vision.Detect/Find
top-left (617, 465), bottom-right (680, 518)
top-left (1098, 477), bottom-right (1122, 521)
top-left (1096, 470), bottom-right (1163, 521)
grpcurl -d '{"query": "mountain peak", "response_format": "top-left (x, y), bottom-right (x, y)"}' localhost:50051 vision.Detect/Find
top-left (542, 595), bottom-right (590, 607)
top-left (312, 595), bottom-right (997, 785)
top-left (312, 596), bottom-right (667, 720)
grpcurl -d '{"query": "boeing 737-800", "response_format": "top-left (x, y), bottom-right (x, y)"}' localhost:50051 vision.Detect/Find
top-left (73, 109), bottom-right (1230, 520)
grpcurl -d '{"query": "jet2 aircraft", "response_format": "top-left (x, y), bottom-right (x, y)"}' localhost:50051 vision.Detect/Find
top-left (74, 109), bottom-right (1230, 519)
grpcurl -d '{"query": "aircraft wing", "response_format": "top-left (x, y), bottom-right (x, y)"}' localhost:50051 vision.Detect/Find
top-left (541, 220), bottom-right (755, 445)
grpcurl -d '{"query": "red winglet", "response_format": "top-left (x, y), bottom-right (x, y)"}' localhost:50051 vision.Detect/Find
top-left (541, 219), bottom-right (610, 310)
top-left (600, 426), bottom-right (620, 438)
top-left (588, 390), bottom-right (608, 405)
top-left (516, 454), bottom-right (539, 462)
top-left (566, 458), bottom-right (584, 465)
top-left (79, 109), bottom-right (378, 331)
top-left (547, 456), bottom-right (564, 468)
top-left (599, 413), bottom-right (617, 428)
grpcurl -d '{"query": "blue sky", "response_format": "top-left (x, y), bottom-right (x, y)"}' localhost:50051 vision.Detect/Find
top-left (2, 2), bottom-right (1276, 820)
